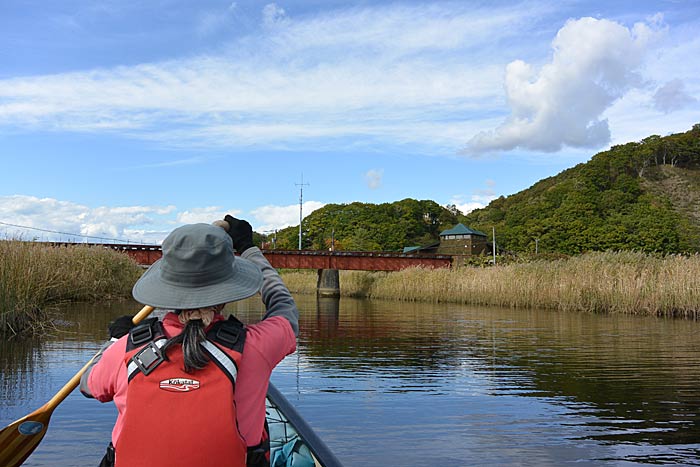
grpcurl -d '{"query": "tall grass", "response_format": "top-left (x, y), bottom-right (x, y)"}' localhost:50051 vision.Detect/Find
top-left (281, 252), bottom-right (700, 319)
top-left (0, 240), bottom-right (143, 335)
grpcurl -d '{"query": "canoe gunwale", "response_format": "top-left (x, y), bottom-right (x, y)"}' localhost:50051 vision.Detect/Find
top-left (266, 383), bottom-right (343, 467)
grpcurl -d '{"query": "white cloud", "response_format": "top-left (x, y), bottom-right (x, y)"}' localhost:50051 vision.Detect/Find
top-left (0, 3), bottom-right (533, 151)
top-left (177, 207), bottom-right (235, 225)
top-left (0, 195), bottom-right (176, 243)
top-left (653, 79), bottom-right (697, 113)
top-left (449, 181), bottom-right (499, 214)
top-left (464, 16), bottom-right (663, 154)
top-left (250, 201), bottom-right (325, 232)
top-left (602, 87), bottom-right (699, 146)
top-left (1, 5), bottom-right (696, 155)
top-left (262, 3), bottom-right (287, 28)
top-left (365, 169), bottom-right (383, 190)
top-left (263, 2), bottom-right (539, 55)
top-left (0, 194), bottom-right (329, 244)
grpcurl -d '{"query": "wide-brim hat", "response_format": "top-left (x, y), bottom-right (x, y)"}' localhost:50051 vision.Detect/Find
top-left (132, 223), bottom-right (263, 309)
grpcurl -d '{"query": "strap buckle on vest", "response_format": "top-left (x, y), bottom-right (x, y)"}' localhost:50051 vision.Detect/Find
top-left (131, 341), bottom-right (164, 376)
top-left (215, 324), bottom-right (242, 348)
top-left (130, 320), bottom-right (156, 346)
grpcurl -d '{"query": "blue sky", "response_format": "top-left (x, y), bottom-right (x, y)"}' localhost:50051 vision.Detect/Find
top-left (1, 0), bottom-right (698, 243)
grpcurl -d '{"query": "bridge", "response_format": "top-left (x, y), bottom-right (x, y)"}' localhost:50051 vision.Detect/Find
top-left (92, 243), bottom-right (453, 270)
top-left (54, 242), bottom-right (453, 297)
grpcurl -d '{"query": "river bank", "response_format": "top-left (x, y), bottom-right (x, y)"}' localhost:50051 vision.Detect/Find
top-left (0, 240), bottom-right (142, 335)
top-left (281, 251), bottom-right (700, 319)
top-left (3, 245), bottom-right (698, 336)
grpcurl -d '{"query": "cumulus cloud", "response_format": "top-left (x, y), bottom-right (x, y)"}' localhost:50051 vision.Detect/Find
top-left (0, 195), bottom-right (176, 243)
top-left (449, 180), bottom-right (499, 214)
top-left (176, 207), bottom-right (239, 225)
top-left (653, 79), bottom-right (697, 113)
top-left (365, 169), bottom-right (383, 189)
top-left (464, 17), bottom-right (662, 154)
top-left (0, 194), bottom-right (328, 244)
top-left (0, 188), bottom-right (506, 242)
top-left (250, 201), bottom-right (325, 233)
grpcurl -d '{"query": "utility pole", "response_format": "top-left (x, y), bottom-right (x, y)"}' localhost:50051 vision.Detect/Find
top-left (296, 174), bottom-right (310, 250)
top-left (535, 238), bottom-right (539, 255)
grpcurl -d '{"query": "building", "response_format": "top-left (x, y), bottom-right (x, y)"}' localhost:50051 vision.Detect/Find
top-left (402, 223), bottom-right (490, 257)
top-left (436, 223), bottom-right (489, 256)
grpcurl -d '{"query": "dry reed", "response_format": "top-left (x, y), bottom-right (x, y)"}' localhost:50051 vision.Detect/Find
top-left (0, 240), bottom-right (143, 335)
top-left (280, 251), bottom-right (700, 318)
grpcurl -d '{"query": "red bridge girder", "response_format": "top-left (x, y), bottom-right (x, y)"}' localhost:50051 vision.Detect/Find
top-left (261, 250), bottom-right (452, 271)
top-left (89, 243), bottom-right (453, 271)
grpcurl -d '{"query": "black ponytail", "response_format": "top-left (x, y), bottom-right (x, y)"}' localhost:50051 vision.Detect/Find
top-left (161, 319), bottom-right (210, 373)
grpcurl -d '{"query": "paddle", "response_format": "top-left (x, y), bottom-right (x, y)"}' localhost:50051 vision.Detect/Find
top-left (0, 304), bottom-right (155, 467)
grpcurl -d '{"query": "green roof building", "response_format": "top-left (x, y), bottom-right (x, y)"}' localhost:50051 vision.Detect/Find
top-left (437, 223), bottom-right (489, 256)
top-left (439, 224), bottom-right (487, 237)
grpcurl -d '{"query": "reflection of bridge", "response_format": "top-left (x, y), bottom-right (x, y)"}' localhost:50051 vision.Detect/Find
top-left (94, 243), bottom-right (453, 271)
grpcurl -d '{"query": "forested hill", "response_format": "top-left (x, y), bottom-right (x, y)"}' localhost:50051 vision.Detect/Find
top-left (270, 125), bottom-right (700, 255)
top-left (273, 199), bottom-right (461, 251)
top-left (464, 124), bottom-right (700, 255)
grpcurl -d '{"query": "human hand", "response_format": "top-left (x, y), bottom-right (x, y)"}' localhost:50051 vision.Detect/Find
top-left (108, 315), bottom-right (135, 339)
top-left (223, 214), bottom-right (255, 254)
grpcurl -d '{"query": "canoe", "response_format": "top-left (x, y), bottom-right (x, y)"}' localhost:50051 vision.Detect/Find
top-left (266, 383), bottom-right (343, 467)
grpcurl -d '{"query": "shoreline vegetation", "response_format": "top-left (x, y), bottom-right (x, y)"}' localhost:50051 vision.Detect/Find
top-left (0, 240), bottom-right (142, 336)
top-left (281, 251), bottom-right (700, 319)
top-left (2, 242), bottom-right (698, 335)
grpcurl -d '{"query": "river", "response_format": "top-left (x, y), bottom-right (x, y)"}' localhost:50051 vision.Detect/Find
top-left (1, 295), bottom-right (699, 466)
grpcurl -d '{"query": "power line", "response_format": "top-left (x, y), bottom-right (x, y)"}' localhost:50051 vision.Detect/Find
top-left (0, 220), bottom-right (136, 244)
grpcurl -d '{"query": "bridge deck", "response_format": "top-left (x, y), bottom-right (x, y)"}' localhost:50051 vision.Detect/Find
top-left (76, 243), bottom-right (453, 271)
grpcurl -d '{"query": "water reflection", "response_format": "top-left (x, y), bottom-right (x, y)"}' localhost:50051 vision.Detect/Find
top-left (1, 297), bottom-right (699, 466)
top-left (277, 296), bottom-right (700, 465)
top-left (0, 337), bottom-right (48, 417)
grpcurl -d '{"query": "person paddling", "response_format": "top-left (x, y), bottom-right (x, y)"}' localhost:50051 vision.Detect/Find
top-left (80, 216), bottom-right (298, 467)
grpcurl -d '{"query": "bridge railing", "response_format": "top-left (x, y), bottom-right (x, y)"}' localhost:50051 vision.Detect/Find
top-left (38, 242), bottom-right (454, 271)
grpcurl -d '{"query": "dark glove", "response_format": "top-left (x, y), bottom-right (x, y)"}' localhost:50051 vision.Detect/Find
top-left (108, 315), bottom-right (135, 339)
top-left (224, 214), bottom-right (255, 254)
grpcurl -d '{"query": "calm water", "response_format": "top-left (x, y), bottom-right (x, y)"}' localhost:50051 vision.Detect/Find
top-left (1, 295), bottom-right (700, 466)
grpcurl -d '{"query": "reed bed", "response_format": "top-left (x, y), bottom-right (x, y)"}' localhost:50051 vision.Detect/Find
top-left (281, 251), bottom-right (700, 319)
top-left (0, 240), bottom-right (143, 335)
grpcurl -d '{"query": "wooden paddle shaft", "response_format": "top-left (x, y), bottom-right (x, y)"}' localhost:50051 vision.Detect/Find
top-left (44, 305), bottom-right (155, 411)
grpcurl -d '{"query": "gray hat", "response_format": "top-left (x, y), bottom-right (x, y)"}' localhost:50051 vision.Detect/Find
top-left (132, 223), bottom-right (263, 309)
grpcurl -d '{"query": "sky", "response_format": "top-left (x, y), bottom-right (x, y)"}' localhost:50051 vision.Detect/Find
top-left (0, 0), bottom-right (698, 244)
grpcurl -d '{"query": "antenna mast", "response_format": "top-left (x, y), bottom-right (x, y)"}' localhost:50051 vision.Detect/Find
top-left (296, 174), bottom-right (310, 250)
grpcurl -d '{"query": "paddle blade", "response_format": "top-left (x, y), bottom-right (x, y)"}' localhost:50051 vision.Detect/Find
top-left (0, 408), bottom-right (52, 467)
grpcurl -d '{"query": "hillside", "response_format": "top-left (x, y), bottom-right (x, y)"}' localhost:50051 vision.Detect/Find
top-left (464, 124), bottom-right (700, 254)
top-left (273, 199), bottom-right (460, 251)
top-left (268, 125), bottom-right (700, 255)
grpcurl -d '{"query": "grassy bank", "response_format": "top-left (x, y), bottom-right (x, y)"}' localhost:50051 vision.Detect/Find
top-left (0, 240), bottom-right (143, 335)
top-left (281, 251), bottom-right (700, 319)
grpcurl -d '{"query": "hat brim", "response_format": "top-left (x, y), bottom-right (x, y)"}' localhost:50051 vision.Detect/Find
top-left (132, 255), bottom-right (263, 309)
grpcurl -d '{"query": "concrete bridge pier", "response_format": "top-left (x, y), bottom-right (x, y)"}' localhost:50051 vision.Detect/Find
top-left (317, 269), bottom-right (340, 297)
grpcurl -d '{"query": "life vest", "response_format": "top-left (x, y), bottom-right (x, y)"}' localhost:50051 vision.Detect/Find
top-left (114, 316), bottom-right (248, 467)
